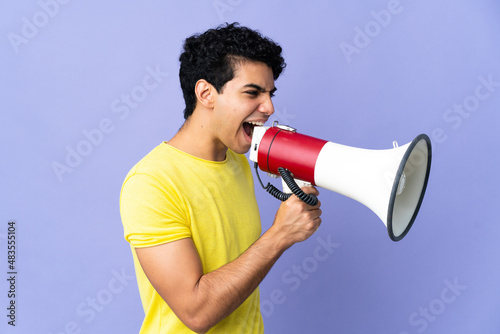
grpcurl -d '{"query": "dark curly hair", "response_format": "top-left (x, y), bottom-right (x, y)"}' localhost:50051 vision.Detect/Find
top-left (179, 23), bottom-right (286, 119)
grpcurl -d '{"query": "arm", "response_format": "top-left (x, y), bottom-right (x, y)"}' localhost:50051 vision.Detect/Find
top-left (135, 187), bottom-right (322, 334)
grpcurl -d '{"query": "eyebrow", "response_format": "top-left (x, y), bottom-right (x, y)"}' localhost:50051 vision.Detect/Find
top-left (244, 83), bottom-right (277, 94)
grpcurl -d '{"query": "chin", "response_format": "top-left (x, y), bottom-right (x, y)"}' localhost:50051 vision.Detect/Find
top-left (231, 143), bottom-right (251, 155)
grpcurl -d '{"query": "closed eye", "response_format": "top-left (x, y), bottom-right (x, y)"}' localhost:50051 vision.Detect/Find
top-left (245, 91), bottom-right (259, 97)
top-left (245, 91), bottom-right (275, 98)
top-left (243, 84), bottom-right (277, 98)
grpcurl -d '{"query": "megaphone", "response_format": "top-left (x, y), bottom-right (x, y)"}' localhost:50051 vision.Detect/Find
top-left (249, 122), bottom-right (432, 241)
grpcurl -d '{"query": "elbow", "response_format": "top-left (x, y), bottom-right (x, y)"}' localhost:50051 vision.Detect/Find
top-left (185, 321), bottom-right (210, 334)
top-left (185, 320), bottom-right (208, 334)
top-left (191, 325), bottom-right (209, 334)
top-left (181, 313), bottom-right (215, 334)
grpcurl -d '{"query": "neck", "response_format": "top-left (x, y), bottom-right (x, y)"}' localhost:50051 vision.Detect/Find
top-left (168, 110), bottom-right (227, 162)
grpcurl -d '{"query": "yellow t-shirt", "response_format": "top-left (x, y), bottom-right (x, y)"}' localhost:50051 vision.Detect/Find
top-left (120, 143), bottom-right (264, 334)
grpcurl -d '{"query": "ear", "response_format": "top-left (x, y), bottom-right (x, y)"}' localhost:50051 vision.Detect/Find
top-left (194, 79), bottom-right (216, 109)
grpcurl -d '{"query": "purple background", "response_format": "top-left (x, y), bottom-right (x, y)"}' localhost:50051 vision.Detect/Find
top-left (2, 0), bottom-right (500, 333)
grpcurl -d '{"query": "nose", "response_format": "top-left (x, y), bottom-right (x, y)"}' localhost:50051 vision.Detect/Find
top-left (258, 94), bottom-right (274, 116)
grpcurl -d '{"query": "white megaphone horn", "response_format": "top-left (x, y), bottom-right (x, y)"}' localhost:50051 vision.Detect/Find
top-left (249, 122), bottom-right (432, 241)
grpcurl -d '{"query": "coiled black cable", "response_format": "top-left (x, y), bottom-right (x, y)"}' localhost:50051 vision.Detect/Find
top-left (254, 163), bottom-right (318, 206)
top-left (277, 167), bottom-right (319, 206)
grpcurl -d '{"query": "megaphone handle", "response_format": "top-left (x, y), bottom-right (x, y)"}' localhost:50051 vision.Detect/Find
top-left (278, 168), bottom-right (319, 206)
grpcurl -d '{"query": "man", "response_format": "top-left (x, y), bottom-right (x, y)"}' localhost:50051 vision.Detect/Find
top-left (120, 23), bottom-right (322, 333)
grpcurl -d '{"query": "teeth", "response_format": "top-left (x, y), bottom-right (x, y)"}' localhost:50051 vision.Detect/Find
top-left (247, 121), bottom-right (264, 126)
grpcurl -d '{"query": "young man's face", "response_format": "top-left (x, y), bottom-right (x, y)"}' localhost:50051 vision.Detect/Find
top-left (210, 60), bottom-right (276, 155)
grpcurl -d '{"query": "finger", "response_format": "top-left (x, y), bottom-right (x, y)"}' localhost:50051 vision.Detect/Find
top-left (313, 217), bottom-right (322, 231)
top-left (301, 186), bottom-right (319, 196)
top-left (311, 208), bottom-right (322, 221)
top-left (307, 199), bottom-right (321, 210)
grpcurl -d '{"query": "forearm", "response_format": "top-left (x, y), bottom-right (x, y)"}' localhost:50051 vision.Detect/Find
top-left (184, 228), bottom-right (285, 333)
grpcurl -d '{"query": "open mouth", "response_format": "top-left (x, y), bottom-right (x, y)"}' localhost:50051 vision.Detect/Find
top-left (243, 121), bottom-right (264, 139)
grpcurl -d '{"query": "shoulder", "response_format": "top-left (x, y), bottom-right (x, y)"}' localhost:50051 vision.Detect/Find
top-left (121, 143), bottom-right (180, 193)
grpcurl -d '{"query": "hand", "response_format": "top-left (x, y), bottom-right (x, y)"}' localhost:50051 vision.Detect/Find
top-left (270, 186), bottom-right (322, 250)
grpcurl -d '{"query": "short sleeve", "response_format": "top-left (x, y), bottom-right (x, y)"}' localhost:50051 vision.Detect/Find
top-left (120, 172), bottom-right (191, 248)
